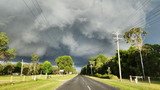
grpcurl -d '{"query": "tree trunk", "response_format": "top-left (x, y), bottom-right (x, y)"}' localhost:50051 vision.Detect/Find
top-left (139, 50), bottom-right (145, 79)
top-left (45, 73), bottom-right (48, 79)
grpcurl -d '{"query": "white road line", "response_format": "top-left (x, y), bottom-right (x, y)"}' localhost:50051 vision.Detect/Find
top-left (87, 85), bottom-right (91, 90)
top-left (81, 76), bottom-right (92, 90)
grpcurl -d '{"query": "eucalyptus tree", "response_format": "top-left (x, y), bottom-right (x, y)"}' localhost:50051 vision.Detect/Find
top-left (31, 53), bottom-right (39, 75)
top-left (124, 27), bottom-right (147, 78)
top-left (0, 32), bottom-right (16, 62)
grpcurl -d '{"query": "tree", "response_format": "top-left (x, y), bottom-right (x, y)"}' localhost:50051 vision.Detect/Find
top-left (55, 55), bottom-right (74, 74)
top-left (31, 53), bottom-right (39, 75)
top-left (14, 61), bottom-right (22, 73)
top-left (0, 32), bottom-right (16, 62)
top-left (0, 64), bottom-right (3, 75)
top-left (0, 32), bottom-right (9, 51)
top-left (22, 64), bottom-right (30, 75)
top-left (4, 49), bottom-right (16, 61)
top-left (81, 54), bottom-right (110, 75)
top-left (42, 61), bottom-right (53, 75)
top-left (142, 44), bottom-right (160, 77)
top-left (52, 66), bottom-right (59, 74)
top-left (90, 54), bottom-right (110, 74)
top-left (3, 63), bottom-right (14, 75)
top-left (124, 27), bottom-right (147, 78)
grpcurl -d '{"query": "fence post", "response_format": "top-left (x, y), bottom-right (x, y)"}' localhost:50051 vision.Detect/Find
top-left (10, 76), bottom-right (13, 83)
top-left (148, 77), bottom-right (151, 84)
top-left (23, 76), bottom-right (26, 81)
top-left (34, 75), bottom-right (37, 81)
top-left (135, 76), bottom-right (138, 83)
top-left (130, 75), bottom-right (132, 82)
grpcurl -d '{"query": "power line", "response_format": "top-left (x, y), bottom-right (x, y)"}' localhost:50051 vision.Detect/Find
top-left (32, 0), bottom-right (56, 45)
top-left (22, 0), bottom-right (54, 55)
top-left (120, 0), bottom-right (151, 27)
top-left (123, 0), bottom-right (160, 30)
top-left (133, 6), bottom-right (160, 27)
top-left (22, 0), bottom-right (41, 25)
top-left (34, 0), bottom-right (50, 26)
top-left (30, 0), bottom-right (47, 26)
top-left (127, 0), bottom-right (151, 24)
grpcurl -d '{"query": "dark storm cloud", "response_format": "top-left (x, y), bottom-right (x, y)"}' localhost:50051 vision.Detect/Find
top-left (0, 0), bottom-right (152, 66)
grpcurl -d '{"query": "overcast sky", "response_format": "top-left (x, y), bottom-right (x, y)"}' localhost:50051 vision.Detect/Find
top-left (0, 0), bottom-right (159, 67)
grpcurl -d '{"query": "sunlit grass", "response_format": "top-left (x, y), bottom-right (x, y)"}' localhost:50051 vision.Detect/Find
top-left (88, 76), bottom-right (160, 90)
top-left (0, 74), bottom-right (76, 90)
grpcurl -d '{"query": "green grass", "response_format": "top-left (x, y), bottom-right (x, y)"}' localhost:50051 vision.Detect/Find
top-left (88, 76), bottom-right (160, 90)
top-left (0, 75), bottom-right (76, 90)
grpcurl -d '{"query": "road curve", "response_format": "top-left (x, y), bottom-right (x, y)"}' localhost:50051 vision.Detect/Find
top-left (56, 75), bottom-right (118, 90)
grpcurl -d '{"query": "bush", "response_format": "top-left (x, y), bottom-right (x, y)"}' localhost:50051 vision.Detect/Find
top-left (95, 73), bottom-right (102, 77)
top-left (94, 73), bottom-right (118, 80)
top-left (109, 75), bottom-right (119, 80)
top-left (101, 74), bottom-right (110, 79)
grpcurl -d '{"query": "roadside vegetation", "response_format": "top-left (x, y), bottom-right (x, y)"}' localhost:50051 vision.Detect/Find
top-left (0, 74), bottom-right (76, 90)
top-left (81, 27), bottom-right (160, 89)
top-left (0, 32), bottom-right (77, 76)
top-left (89, 76), bottom-right (160, 90)
top-left (0, 32), bottom-right (77, 89)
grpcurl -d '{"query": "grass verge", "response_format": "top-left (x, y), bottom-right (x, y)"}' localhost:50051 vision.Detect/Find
top-left (88, 76), bottom-right (160, 90)
top-left (0, 74), bottom-right (76, 90)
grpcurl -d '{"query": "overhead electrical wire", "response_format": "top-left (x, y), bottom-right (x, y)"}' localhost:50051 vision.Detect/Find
top-left (127, 0), bottom-right (151, 25)
top-left (30, 0), bottom-right (46, 25)
top-left (133, 5), bottom-right (160, 27)
top-left (22, 0), bottom-right (56, 55)
top-left (22, 0), bottom-right (41, 24)
top-left (35, 0), bottom-right (50, 26)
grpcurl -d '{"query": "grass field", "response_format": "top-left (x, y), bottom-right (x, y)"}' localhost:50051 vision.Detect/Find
top-left (0, 74), bottom-right (76, 90)
top-left (89, 76), bottom-right (160, 90)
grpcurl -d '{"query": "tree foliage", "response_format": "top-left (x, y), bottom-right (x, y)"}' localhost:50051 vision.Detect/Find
top-left (55, 55), bottom-right (75, 73)
top-left (124, 27), bottom-right (147, 49)
top-left (124, 27), bottom-right (147, 78)
top-left (0, 32), bottom-right (9, 50)
top-left (0, 32), bottom-right (16, 62)
top-left (81, 44), bottom-right (160, 78)
top-left (14, 61), bottom-right (22, 73)
top-left (81, 54), bottom-right (110, 75)
top-left (42, 61), bottom-right (53, 74)
top-left (31, 53), bottom-right (39, 75)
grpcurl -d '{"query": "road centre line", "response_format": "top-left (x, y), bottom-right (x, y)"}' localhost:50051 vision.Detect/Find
top-left (81, 76), bottom-right (92, 90)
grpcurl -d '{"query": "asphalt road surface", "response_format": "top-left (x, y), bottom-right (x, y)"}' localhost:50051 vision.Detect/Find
top-left (56, 75), bottom-right (118, 90)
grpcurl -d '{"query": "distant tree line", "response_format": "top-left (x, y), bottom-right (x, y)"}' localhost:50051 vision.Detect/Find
top-left (0, 60), bottom-right (76, 75)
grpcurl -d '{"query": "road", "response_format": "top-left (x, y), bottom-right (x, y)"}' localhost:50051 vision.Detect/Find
top-left (56, 75), bottom-right (118, 90)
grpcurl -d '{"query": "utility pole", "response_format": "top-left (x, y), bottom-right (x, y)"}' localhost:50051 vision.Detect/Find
top-left (113, 31), bottom-right (122, 81)
top-left (21, 59), bottom-right (24, 76)
top-left (90, 64), bottom-right (93, 75)
top-left (86, 66), bottom-right (87, 75)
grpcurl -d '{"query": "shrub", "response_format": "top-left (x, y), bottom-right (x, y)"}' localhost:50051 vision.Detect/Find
top-left (101, 74), bottom-right (110, 79)
top-left (94, 73), bottom-right (118, 80)
top-left (95, 73), bottom-right (102, 77)
top-left (109, 74), bottom-right (119, 80)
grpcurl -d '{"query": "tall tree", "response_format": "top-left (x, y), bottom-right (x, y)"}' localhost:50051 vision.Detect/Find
top-left (0, 32), bottom-right (16, 62)
top-left (0, 32), bottom-right (9, 50)
top-left (4, 49), bottom-right (16, 61)
top-left (124, 27), bottom-right (147, 78)
top-left (55, 55), bottom-right (74, 74)
top-left (42, 61), bottom-right (53, 75)
top-left (81, 54), bottom-right (110, 75)
top-left (31, 53), bottom-right (39, 75)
